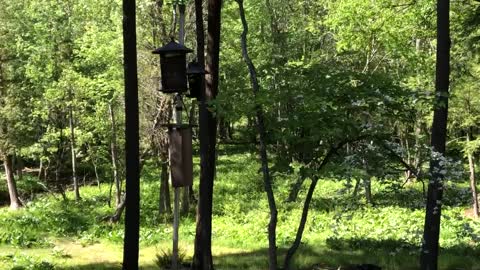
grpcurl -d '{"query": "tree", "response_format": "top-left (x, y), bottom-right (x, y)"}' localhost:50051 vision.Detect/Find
top-left (449, 0), bottom-right (480, 218)
top-left (122, 0), bottom-right (140, 269)
top-left (420, 0), bottom-right (451, 269)
top-left (192, 0), bottom-right (221, 269)
top-left (235, 0), bottom-right (278, 269)
top-left (0, 0), bottom-right (34, 210)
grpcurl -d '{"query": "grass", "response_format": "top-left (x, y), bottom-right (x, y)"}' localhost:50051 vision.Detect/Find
top-left (1, 144), bottom-right (480, 269)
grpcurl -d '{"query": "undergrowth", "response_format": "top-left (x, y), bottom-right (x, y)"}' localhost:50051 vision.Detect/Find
top-left (0, 145), bottom-right (479, 269)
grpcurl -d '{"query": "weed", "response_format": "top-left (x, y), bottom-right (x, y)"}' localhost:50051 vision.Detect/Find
top-left (154, 247), bottom-right (187, 269)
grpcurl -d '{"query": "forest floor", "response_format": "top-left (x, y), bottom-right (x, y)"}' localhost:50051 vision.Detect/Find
top-left (1, 145), bottom-right (480, 269)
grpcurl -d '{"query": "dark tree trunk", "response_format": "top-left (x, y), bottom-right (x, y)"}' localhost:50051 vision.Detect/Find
top-left (181, 185), bottom-right (190, 215)
top-left (353, 179), bottom-right (360, 197)
top-left (287, 173), bottom-right (306, 202)
top-left (364, 177), bottom-right (374, 206)
top-left (284, 177), bottom-right (318, 270)
top-left (122, 0), bottom-right (140, 269)
top-left (235, 1), bottom-right (278, 268)
top-left (420, 1), bottom-right (450, 269)
top-left (103, 197), bottom-right (127, 223)
top-left (3, 155), bottom-right (22, 209)
top-left (218, 117), bottom-right (227, 141)
top-left (192, 0), bottom-right (220, 269)
top-left (14, 154), bottom-right (24, 181)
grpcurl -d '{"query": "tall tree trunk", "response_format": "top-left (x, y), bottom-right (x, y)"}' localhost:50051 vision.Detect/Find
top-left (3, 154), bottom-right (22, 209)
top-left (420, 1), bottom-right (450, 269)
top-left (69, 89), bottom-right (80, 201)
top-left (467, 132), bottom-right (478, 218)
top-left (235, 1), bottom-right (278, 268)
top-left (192, 0), bottom-right (220, 269)
top-left (122, 0), bottom-right (140, 269)
top-left (109, 104), bottom-right (122, 207)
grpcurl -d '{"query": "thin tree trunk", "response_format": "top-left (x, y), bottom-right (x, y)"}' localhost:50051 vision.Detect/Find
top-left (55, 130), bottom-right (68, 202)
top-left (92, 160), bottom-right (101, 190)
top-left (69, 89), bottom-right (80, 201)
top-left (352, 179), bottom-right (360, 197)
top-left (14, 154), bottom-right (23, 181)
top-left (287, 173), bottom-right (307, 202)
top-left (363, 159), bottom-right (374, 206)
top-left (364, 177), bottom-right (374, 206)
top-left (235, 1), bottom-right (277, 268)
top-left (420, 0), bottom-right (450, 269)
top-left (109, 104), bottom-right (122, 207)
top-left (467, 133), bottom-right (478, 218)
top-left (283, 145), bottom-right (344, 270)
top-left (122, 0), bottom-right (140, 268)
top-left (159, 155), bottom-right (171, 214)
top-left (284, 177), bottom-right (317, 270)
top-left (3, 154), bottom-right (22, 209)
top-left (38, 159), bottom-right (43, 180)
top-left (192, 0), bottom-right (219, 268)
top-left (103, 196), bottom-right (127, 223)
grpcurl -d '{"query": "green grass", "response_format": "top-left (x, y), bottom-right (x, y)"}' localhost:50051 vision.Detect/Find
top-left (1, 145), bottom-right (480, 269)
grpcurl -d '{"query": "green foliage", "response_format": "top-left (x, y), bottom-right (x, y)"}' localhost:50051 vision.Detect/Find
top-left (0, 253), bottom-right (55, 270)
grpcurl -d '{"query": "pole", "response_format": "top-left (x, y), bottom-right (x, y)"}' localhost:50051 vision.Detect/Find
top-left (172, 94), bottom-right (183, 270)
top-left (172, 4), bottom-right (185, 269)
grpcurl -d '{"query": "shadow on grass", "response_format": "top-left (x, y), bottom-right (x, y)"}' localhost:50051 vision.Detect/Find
top-left (324, 237), bottom-right (480, 270)
top-left (51, 240), bottom-right (480, 270)
top-left (308, 184), bottom-right (471, 212)
top-left (216, 143), bottom-right (254, 156)
top-left (213, 239), bottom-right (480, 270)
top-left (56, 263), bottom-right (158, 270)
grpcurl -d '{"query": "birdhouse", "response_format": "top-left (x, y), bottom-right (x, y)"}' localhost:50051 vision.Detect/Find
top-left (153, 39), bottom-right (193, 93)
top-left (186, 61), bottom-right (205, 100)
top-left (168, 126), bottom-right (193, 188)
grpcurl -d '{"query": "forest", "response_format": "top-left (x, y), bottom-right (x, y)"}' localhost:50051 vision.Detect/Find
top-left (0, 0), bottom-right (479, 269)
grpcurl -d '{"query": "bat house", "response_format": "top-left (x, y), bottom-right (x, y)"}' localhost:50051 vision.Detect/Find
top-left (168, 127), bottom-right (193, 188)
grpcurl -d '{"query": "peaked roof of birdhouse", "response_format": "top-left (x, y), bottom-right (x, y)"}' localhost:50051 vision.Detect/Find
top-left (152, 39), bottom-right (193, 54)
top-left (187, 61), bottom-right (206, 74)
